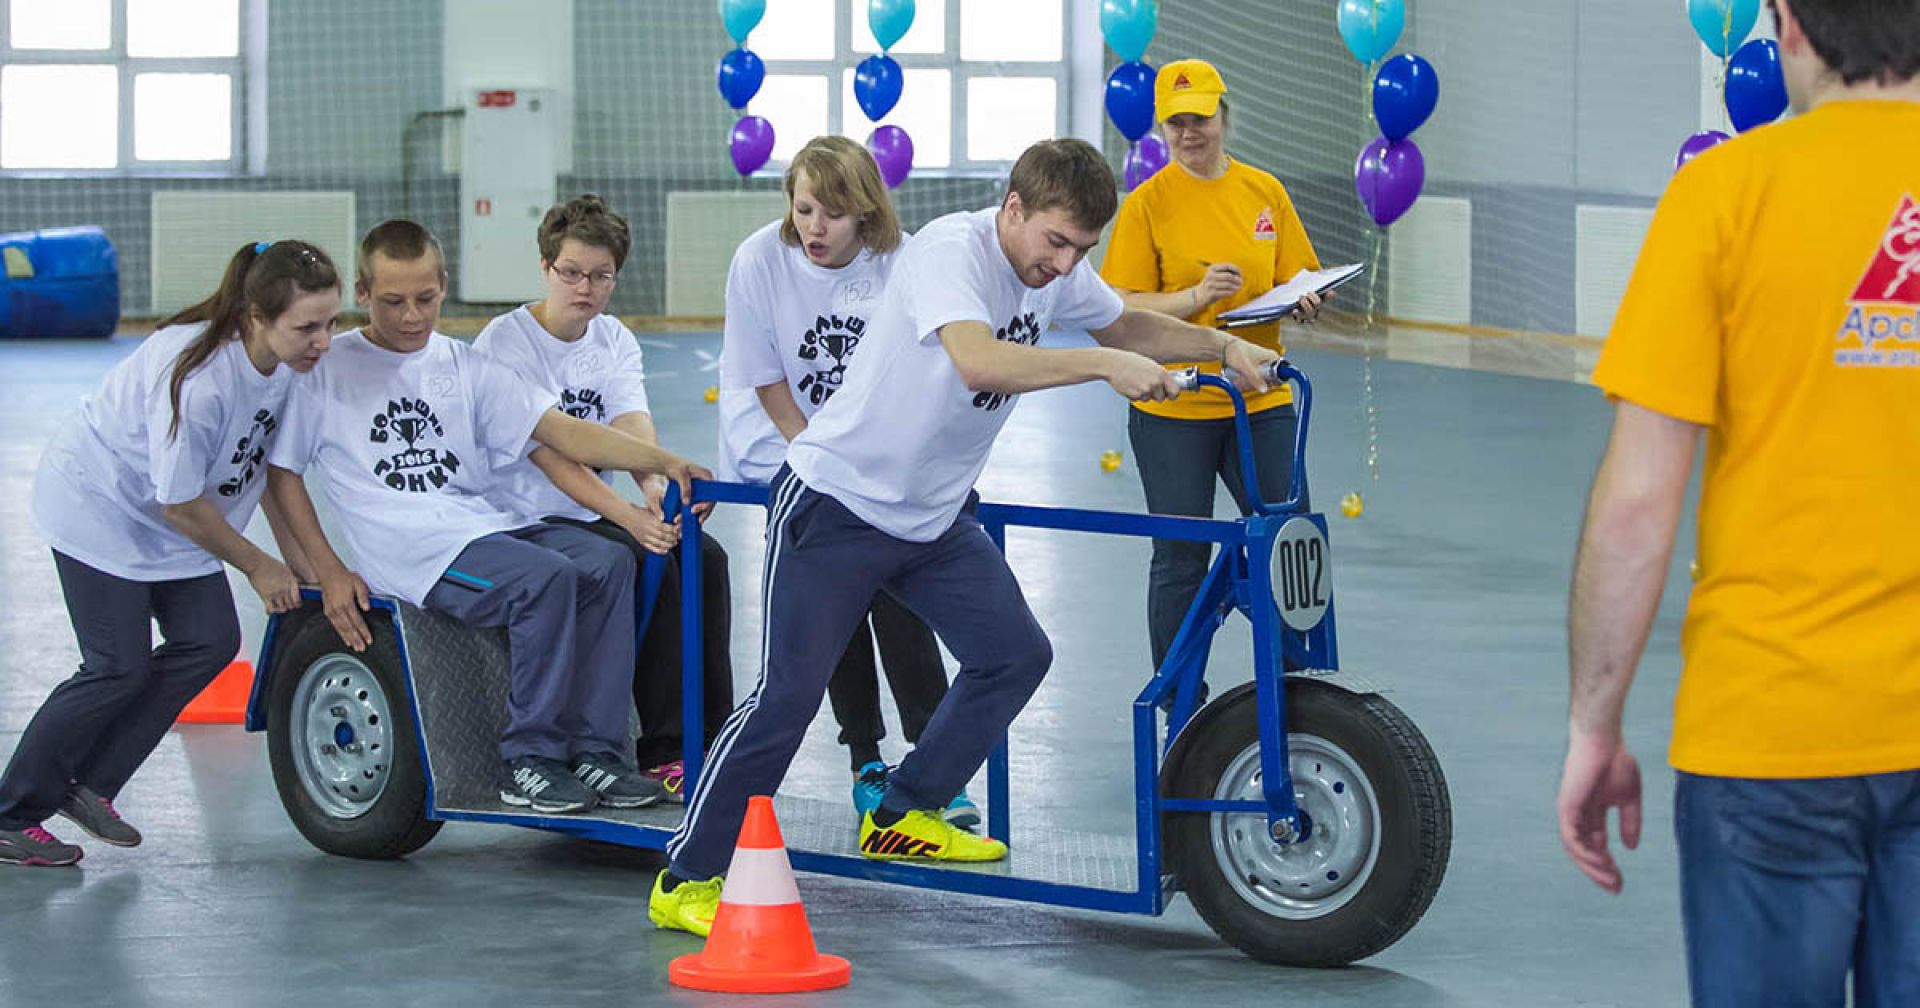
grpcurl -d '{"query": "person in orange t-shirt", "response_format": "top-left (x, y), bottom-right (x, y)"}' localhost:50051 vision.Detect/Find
top-left (1559, 2), bottom-right (1920, 1003)
top-left (1100, 59), bottom-right (1326, 676)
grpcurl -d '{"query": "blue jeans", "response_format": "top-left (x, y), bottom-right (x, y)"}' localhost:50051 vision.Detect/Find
top-left (1128, 404), bottom-right (1301, 671)
top-left (1676, 770), bottom-right (1920, 1007)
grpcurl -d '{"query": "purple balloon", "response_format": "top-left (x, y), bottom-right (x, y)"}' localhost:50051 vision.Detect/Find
top-left (1675, 129), bottom-right (1730, 170)
top-left (729, 115), bottom-right (774, 175)
top-left (867, 125), bottom-right (913, 188)
top-left (1354, 136), bottom-right (1424, 228)
top-left (1124, 134), bottom-right (1168, 189)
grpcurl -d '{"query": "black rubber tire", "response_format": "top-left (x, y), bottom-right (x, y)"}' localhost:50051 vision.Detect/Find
top-left (266, 607), bottom-right (441, 860)
top-left (1163, 679), bottom-right (1450, 966)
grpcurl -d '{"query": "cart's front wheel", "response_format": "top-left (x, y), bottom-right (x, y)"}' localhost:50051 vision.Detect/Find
top-left (266, 609), bottom-right (440, 859)
top-left (1164, 679), bottom-right (1450, 966)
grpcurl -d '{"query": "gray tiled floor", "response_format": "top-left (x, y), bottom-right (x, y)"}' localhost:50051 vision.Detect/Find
top-left (0, 329), bottom-right (1697, 1007)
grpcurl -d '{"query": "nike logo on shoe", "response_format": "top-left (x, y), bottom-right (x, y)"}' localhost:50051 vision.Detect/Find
top-left (860, 828), bottom-right (944, 858)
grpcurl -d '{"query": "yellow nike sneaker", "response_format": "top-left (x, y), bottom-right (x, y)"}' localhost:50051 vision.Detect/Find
top-left (858, 809), bottom-right (1008, 862)
top-left (648, 870), bottom-right (723, 937)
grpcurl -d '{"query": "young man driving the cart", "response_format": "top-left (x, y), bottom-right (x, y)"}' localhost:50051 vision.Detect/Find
top-left (265, 220), bottom-right (709, 817)
top-left (652, 138), bottom-right (1283, 936)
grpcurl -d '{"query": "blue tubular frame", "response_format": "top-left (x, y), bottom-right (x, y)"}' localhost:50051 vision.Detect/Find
top-left (247, 364), bottom-right (1339, 917)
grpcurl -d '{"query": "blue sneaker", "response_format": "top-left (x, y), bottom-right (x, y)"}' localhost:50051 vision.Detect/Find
top-left (851, 761), bottom-right (889, 818)
top-left (943, 790), bottom-right (982, 832)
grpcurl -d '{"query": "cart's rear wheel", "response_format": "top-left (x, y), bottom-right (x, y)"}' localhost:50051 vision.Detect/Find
top-left (266, 610), bottom-right (440, 859)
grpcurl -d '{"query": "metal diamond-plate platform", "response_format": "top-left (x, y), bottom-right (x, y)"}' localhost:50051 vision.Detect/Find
top-left (392, 603), bottom-right (1144, 897)
top-left (393, 602), bottom-right (643, 804)
top-left (428, 792), bottom-right (1143, 895)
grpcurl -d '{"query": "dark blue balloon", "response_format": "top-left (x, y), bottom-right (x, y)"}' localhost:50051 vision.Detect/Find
top-left (716, 47), bottom-right (765, 110)
top-left (1105, 60), bottom-right (1156, 142)
top-left (1372, 53), bottom-right (1438, 142)
top-left (853, 54), bottom-right (904, 122)
top-left (1725, 38), bottom-right (1787, 132)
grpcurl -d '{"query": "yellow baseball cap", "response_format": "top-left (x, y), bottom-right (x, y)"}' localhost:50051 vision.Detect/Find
top-left (1155, 59), bottom-right (1227, 121)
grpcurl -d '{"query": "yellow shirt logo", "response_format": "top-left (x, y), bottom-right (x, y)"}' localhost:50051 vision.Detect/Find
top-left (1834, 193), bottom-right (1920, 366)
top-left (1252, 208), bottom-right (1276, 240)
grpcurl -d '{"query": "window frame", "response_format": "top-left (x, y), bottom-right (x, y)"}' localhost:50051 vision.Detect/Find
top-left (0, 0), bottom-right (254, 176)
top-left (756, 0), bottom-right (1071, 176)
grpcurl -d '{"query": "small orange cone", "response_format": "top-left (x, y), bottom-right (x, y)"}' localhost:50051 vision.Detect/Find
top-left (176, 659), bottom-right (254, 724)
top-left (669, 796), bottom-right (851, 993)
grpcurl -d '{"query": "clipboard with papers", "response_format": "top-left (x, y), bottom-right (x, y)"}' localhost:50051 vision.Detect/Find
top-left (1216, 263), bottom-right (1367, 328)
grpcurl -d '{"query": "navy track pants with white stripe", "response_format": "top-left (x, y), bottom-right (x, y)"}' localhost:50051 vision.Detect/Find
top-left (667, 468), bottom-right (1051, 880)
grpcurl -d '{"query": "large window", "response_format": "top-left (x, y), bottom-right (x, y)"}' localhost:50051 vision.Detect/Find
top-left (0, 0), bottom-right (247, 173)
top-left (750, 0), bottom-right (1066, 171)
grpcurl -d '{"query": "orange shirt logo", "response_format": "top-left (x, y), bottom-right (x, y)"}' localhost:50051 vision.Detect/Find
top-left (1253, 208), bottom-right (1276, 240)
top-left (1835, 194), bottom-right (1920, 367)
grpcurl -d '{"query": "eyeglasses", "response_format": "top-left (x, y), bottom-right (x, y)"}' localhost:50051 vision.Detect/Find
top-left (550, 264), bottom-right (618, 289)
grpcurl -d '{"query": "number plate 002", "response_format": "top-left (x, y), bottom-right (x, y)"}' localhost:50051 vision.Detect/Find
top-left (1270, 516), bottom-right (1332, 632)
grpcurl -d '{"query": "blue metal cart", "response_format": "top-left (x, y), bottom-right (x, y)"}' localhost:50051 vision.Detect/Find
top-left (250, 360), bottom-right (1450, 966)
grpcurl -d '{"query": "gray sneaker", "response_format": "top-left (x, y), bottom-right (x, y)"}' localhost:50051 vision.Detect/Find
top-left (570, 751), bottom-right (665, 809)
top-left (0, 825), bottom-right (84, 867)
top-left (58, 786), bottom-right (142, 847)
top-left (500, 756), bottom-right (599, 814)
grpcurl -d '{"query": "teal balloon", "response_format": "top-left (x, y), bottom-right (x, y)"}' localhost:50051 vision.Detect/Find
top-left (719, 0), bottom-right (765, 44)
top-left (1687, 0), bottom-right (1760, 58)
top-left (1099, 0), bottom-right (1159, 62)
top-left (869, 0), bottom-right (916, 51)
top-left (1336, 0), bottom-right (1405, 63)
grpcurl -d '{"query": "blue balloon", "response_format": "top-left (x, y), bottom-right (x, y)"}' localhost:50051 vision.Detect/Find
top-left (1336, 0), bottom-right (1405, 63)
top-left (1105, 61), bottom-right (1156, 142)
top-left (1725, 38), bottom-right (1787, 132)
top-left (1687, 0), bottom-right (1760, 58)
top-left (719, 0), bottom-right (765, 44)
top-left (716, 48), bottom-right (765, 110)
top-left (1099, 0), bottom-right (1159, 63)
top-left (853, 54), bottom-right (903, 122)
top-left (869, 0), bottom-right (915, 51)
top-left (1372, 53), bottom-right (1438, 141)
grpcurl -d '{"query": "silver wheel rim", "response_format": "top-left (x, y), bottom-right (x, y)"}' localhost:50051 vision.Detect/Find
top-left (290, 653), bottom-right (394, 819)
top-left (1209, 732), bottom-right (1379, 920)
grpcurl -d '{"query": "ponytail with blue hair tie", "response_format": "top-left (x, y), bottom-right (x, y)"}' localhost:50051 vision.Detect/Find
top-left (254, 240), bottom-right (271, 254)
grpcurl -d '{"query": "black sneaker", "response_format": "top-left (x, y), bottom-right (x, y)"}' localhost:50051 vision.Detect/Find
top-left (0, 825), bottom-right (84, 867)
top-left (570, 751), bottom-right (665, 809)
top-left (58, 785), bottom-right (142, 847)
top-left (500, 756), bottom-right (599, 814)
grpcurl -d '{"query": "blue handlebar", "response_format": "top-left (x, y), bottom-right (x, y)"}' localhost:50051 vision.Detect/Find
top-left (1173, 360), bottom-right (1312, 516)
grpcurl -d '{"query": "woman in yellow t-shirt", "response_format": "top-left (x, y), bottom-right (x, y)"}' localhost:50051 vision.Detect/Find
top-left (1099, 58), bottom-right (1325, 674)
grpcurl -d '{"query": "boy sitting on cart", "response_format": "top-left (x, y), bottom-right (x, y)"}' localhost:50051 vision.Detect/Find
top-left (266, 220), bottom-right (708, 815)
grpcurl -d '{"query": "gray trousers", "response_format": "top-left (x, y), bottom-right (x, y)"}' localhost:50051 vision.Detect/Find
top-left (421, 524), bottom-right (636, 762)
top-left (667, 468), bottom-right (1052, 880)
top-left (0, 551), bottom-right (240, 829)
top-left (1128, 404), bottom-right (1301, 670)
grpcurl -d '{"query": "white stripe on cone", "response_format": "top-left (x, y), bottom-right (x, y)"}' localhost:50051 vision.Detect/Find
top-left (719, 846), bottom-right (803, 907)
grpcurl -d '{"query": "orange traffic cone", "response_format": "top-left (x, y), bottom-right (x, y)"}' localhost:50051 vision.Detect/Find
top-left (669, 795), bottom-right (851, 993)
top-left (176, 658), bottom-right (254, 724)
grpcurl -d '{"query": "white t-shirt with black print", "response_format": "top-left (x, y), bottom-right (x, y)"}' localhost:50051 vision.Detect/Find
top-left (32, 322), bottom-right (292, 582)
top-left (716, 220), bottom-right (901, 483)
top-left (472, 307), bottom-right (652, 524)
top-left (787, 207), bottom-right (1125, 542)
top-left (268, 330), bottom-right (549, 606)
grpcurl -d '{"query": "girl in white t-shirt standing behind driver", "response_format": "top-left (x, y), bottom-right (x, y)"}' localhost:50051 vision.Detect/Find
top-left (718, 136), bottom-right (971, 828)
top-left (0, 241), bottom-right (341, 866)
